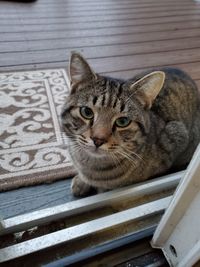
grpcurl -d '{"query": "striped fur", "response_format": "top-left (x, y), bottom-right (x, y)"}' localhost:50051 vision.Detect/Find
top-left (62, 53), bottom-right (200, 197)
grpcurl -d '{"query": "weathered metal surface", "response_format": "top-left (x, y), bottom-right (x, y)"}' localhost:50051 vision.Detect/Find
top-left (1, 171), bottom-right (182, 236)
top-left (0, 196), bottom-right (171, 263)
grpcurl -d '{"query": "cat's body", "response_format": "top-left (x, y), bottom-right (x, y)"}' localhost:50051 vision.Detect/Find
top-left (62, 53), bottom-right (200, 197)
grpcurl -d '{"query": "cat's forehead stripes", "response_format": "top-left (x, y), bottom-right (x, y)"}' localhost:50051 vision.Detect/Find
top-left (101, 93), bottom-right (106, 106)
top-left (92, 93), bottom-right (107, 107)
top-left (89, 78), bottom-right (126, 112)
top-left (92, 96), bottom-right (98, 105)
top-left (91, 91), bottom-right (126, 113)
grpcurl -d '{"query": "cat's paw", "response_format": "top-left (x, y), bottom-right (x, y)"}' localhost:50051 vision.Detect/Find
top-left (71, 175), bottom-right (91, 197)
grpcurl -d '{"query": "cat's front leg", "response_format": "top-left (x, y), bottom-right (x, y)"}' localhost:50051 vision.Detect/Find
top-left (71, 175), bottom-right (92, 197)
top-left (97, 187), bottom-right (109, 194)
top-left (159, 121), bottom-right (189, 160)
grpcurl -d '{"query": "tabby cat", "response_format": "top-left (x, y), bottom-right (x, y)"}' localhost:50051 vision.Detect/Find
top-left (62, 53), bottom-right (200, 197)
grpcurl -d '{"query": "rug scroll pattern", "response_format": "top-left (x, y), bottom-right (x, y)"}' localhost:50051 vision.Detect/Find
top-left (0, 69), bottom-right (74, 190)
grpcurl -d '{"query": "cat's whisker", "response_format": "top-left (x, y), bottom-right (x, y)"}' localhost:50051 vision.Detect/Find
top-left (109, 151), bottom-right (126, 175)
top-left (78, 137), bottom-right (88, 143)
top-left (116, 150), bottom-right (137, 167)
top-left (115, 151), bottom-right (136, 175)
top-left (120, 149), bottom-right (138, 165)
top-left (65, 135), bottom-right (78, 141)
top-left (112, 152), bottom-right (125, 172)
top-left (109, 152), bottom-right (116, 167)
top-left (68, 143), bottom-right (83, 155)
top-left (123, 147), bottom-right (146, 163)
top-left (78, 141), bottom-right (88, 147)
top-left (110, 151), bottom-right (119, 166)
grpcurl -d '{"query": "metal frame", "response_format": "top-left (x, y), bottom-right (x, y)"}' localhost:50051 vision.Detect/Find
top-left (152, 144), bottom-right (200, 267)
top-left (0, 171), bottom-right (182, 236)
top-left (0, 171), bottom-right (183, 264)
top-left (43, 225), bottom-right (156, 267)
top-left (0, 197), bottom-right (171, 262)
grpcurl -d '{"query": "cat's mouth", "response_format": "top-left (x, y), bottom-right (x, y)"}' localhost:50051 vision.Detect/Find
top-left (87, 146), bottom-right (107, 156)
top-left (80, 143), bottom-right (110, 157)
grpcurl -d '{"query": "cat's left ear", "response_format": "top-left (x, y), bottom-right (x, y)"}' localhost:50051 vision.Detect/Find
top-left (69, 52), bottom-right (97, 87)
top-left (131, 71), bottom-right (165, 109)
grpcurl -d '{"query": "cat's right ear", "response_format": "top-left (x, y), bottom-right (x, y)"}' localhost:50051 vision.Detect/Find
top-left (69, 52), bottom-right (97, 87)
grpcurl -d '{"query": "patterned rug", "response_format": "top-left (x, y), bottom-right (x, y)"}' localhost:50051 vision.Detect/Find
top-left (0, 69), bottom-right (76, 191)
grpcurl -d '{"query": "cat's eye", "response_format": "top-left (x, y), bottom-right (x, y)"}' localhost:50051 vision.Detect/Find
top-left (80, 106), bottom-right (94, 120)
top-left (115, 117), bottom-right (131, 128)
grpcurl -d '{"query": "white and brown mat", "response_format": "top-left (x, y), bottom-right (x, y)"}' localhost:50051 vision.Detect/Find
top-left (0, 69), bottom-right (76, 191)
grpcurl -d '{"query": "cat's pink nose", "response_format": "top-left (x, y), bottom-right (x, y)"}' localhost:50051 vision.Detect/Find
top-left (92, 137), bottom-right (106, 148)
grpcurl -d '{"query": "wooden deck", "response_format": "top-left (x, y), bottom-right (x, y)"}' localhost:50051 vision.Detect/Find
top-left (1, 0), bottom-right (200, 89)
top-left (0, 0), bottom-right (200, 265)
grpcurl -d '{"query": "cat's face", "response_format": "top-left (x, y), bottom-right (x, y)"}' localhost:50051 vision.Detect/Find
top-left (62, 77), bottom-right (147, 158)
top-left (62, 53), bottom-right (165, 160)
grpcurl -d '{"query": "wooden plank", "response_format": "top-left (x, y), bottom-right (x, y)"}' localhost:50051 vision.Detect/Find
top-left (0, 8), bottom-right (199, 20)
top-left (1, 21), bottom-right (200, 42)
top-left (0, 0), bottom-right (192, 9)
top-left (0, 179), bottom-right (74, 219)
top-left (2, 37), bottom-right (200, 63)
top-left (106, 65), bottom-right (200, 83)
top-left (0, 5), bottom-right (194, 16)
top-left (1, 27), bottom-right (200, 50)
top-left (0, 3), bottom-right (194, 10)
top-left (0, 0), bottom-right (193, 11)
top-left (0, 34), bottom-right (200, 57)
top-left (37, 0), bottom-right (189, 2)
top-left (0, 12), bottom-right (199, 26)
top-left (2, 47), bottom-right (200, 71)
top-left (0, 12), bottom-right (198, 26)
top-left (81, 48), bottom-right (200, 74)
top-left (0, 4), bottom-right (198, 17)
top-left (0, 15), bottom-right (200, 33)
top-left (0, 14), bottom-right (200, 33)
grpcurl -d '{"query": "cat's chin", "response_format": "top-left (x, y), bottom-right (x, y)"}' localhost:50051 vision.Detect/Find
top-left (85, 146), bottom-right (109, 157)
